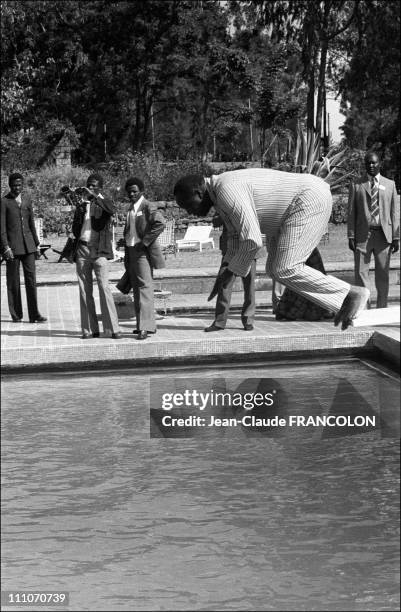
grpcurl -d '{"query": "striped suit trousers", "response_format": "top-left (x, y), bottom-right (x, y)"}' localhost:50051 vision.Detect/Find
top-left (265, 185), bottom-right (349, 312)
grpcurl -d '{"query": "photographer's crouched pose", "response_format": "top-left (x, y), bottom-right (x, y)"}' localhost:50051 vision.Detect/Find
top-left (72, 173), bottom-right (121, 339)
top-left (118, 177), bottom-right (166, 340)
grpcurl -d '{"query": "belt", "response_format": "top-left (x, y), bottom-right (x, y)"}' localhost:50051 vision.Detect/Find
top-left (369, 226), bottom-right (382, 231)
top-left (79, 239), bottom-right (90, 246)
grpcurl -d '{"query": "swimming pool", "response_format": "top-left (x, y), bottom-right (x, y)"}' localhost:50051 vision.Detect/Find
top-left (1, 357), bottom-right (399, 611)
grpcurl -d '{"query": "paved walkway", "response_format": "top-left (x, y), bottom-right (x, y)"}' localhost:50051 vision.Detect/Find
top-left (1, 280), bottom-right (399, 370)
top-left (1, 260), bottom-right (399, 369)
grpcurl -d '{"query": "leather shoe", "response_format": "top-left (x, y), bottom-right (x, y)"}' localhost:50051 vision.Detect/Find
top-left (243, 324), bottom-right (254, 331)
top-left (112, 332), bottom-right (122, 339)
top-left (29, 315), bottom-right (47, 323)
top-left (92, 332), bottom-right (100, 338)
top-left (132, 329), bottom-right (156, 334)
top-left (136, 330), bottom-right (148, 340)
top-left (204, 324), bottom-right (224, 332)
top-left (81, 333), bottom-right (91, 339)
top-left (11, 316), bottom-right (22, 322)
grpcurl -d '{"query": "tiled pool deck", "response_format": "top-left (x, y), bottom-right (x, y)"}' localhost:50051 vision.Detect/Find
top-left (1, 273), bottom-right (399, 371)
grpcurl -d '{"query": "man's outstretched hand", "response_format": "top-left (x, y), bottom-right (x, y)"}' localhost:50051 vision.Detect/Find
top-left (207, 267), bottom-right (235, 301)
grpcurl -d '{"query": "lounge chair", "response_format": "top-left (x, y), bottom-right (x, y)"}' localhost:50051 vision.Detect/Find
top-left (34, 218), bottom-right (52, 259)
top-left (176, 225), bottom-right (214, 253)
top-left (157, 219), bottom-right (177, 258)
top-left (112, 225), bottom-right (125, 262)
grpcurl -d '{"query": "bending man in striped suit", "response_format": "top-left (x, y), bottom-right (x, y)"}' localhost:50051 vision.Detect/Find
top-left (174, 169), bottom-right (369, 330)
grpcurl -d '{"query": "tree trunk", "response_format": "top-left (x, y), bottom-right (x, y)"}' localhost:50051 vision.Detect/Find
top-left (260, 128), bottom-right (266, 165)
top-left (142, 96), bottom-right (152, 151)
top-left (306, 66), bottom-right (315, 133)
top-left (132, 93), bottom-right (141, 151)
top-left (306, 43), bottom-right (319, 133)
top-left (315, 37), bottom-right (328, 140)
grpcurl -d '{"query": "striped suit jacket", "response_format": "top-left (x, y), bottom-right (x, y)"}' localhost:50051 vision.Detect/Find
top-left (206, 169), bottom-right (330, 276)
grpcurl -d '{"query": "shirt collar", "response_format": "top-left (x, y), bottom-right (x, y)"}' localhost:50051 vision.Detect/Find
top-left (129, 195), bottom-right (144, 212)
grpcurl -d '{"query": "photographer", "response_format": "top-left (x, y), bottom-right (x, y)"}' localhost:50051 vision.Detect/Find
top-left (71, 173), bottom-right (121, 339)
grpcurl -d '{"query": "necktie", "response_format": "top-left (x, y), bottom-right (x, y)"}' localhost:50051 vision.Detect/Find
top-left (370, 178), bottom-right (380, 225)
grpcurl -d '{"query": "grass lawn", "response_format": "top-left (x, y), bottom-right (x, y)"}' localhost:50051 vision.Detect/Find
top-left (1, 223), bottom-right (398, 278)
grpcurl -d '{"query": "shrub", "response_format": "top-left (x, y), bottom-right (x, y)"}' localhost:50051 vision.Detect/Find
top-left (330, 193), bottom-right (349, 224)
top-left (2, 147), bottom-right (365, 233)
top-left (95, 152), bottom-right (209, 200)
top-left (293, 128), bottom-right (356, 194)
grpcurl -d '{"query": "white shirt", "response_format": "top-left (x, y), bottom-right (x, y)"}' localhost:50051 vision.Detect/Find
top-left (125, 195), bottom-right (144, 246)
top-left (79, 192), bottom-right (104, 242)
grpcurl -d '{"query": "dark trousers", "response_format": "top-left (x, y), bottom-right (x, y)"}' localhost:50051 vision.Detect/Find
top-left (354, 228), bottom-right (391, 309)
top-left (214, 259), bottom-right (256, 329)
top-left (6, 253), bottom-right (40, 320)
top-left (127, 246), bottom-right (156, 332)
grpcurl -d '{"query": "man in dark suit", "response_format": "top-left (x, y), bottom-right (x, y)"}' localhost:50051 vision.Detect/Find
top-left (122, 177), bottom-right (166, 340)
top-left (348, 151), bottom-right (399, 308)
top-left (205, 213), bottom-right (260, 332)
top-left (1, 172), bottom-right (47, 323)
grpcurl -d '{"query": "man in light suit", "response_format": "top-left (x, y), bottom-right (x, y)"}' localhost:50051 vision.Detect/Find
top-left (121, 177), bottom-right (166, 340)
top-left (174, 169), bottom-right (370, 330)
top-left (1, 172), bottom-right (47, 323)
top-left (72, 173), bottom-right (122, 339)
top-left (348, 151), bottom-right (399, 308)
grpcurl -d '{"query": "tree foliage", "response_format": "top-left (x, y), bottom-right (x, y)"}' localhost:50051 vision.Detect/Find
top-left (336, 0), bottom-right (400, 183)
top-left (1, 0), bottom-right (399, 179)
top-left (229, 0), bottom-right (358, 138)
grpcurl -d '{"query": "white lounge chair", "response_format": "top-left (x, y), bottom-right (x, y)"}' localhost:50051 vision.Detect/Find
top-left (176, 225), bottom-right (214, 253)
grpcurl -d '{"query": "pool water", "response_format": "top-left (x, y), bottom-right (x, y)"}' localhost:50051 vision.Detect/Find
top-left (1, 358), bottom-right (400, 611)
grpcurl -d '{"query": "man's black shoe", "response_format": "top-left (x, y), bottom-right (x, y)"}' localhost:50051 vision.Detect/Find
top-left (243, 324), bottom-right (254, 331)
top-left (136, 331), bottom-right (148, 340)
top-left (92, 332), bottom-right (100, 338)
top-left (204, 324), bottom-right (224, 332)
top-left (112, 332), bottom-right (122, 339)
top-left (11, 316), bottom-right (22, 322)
top-left (132, 329), bottom-right (156, 334)
top-left (81, 333), bottom-right (91, 339)
top-left (29, 315), bottom-right (47, 323)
